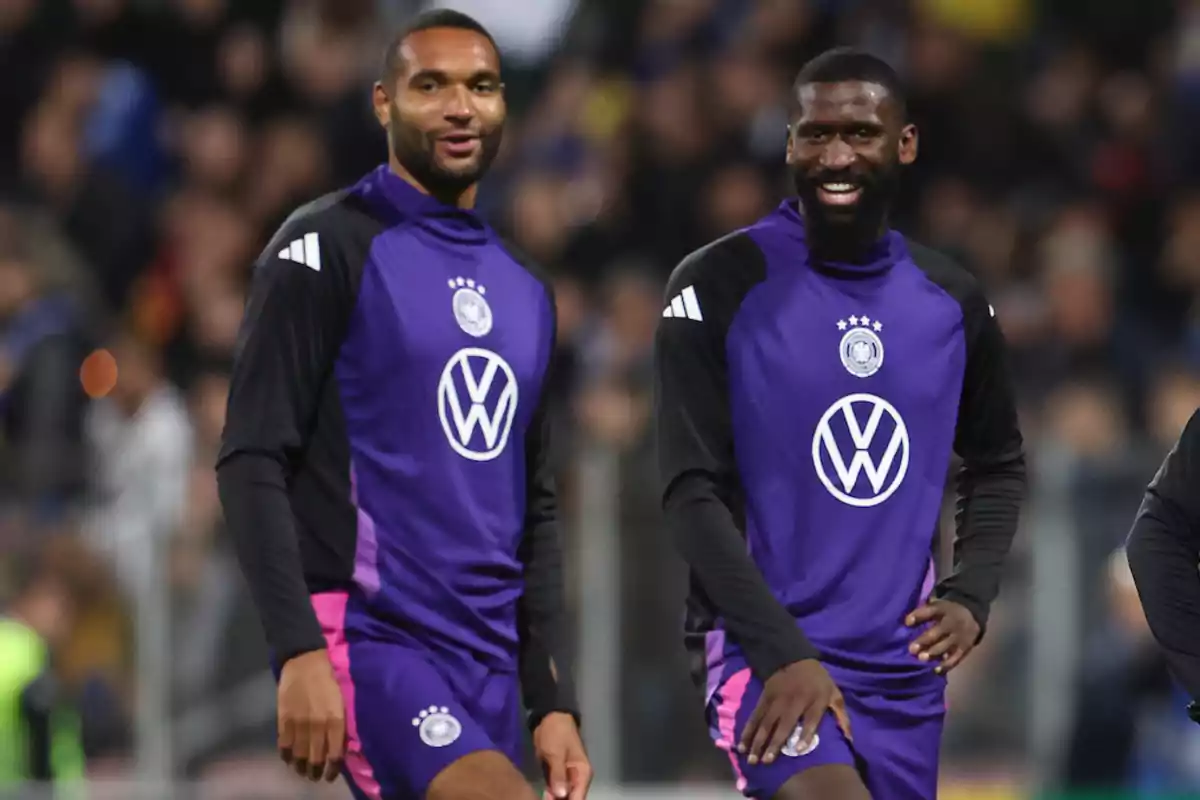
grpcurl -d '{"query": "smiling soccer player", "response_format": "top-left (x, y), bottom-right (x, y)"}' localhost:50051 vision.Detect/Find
top-left (654, 47), bottom-right (1027, 800)
top-left (216, 10), bottom-right (590, 800)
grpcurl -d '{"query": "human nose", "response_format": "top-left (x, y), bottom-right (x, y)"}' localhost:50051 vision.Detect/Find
top-left (443, 85), bottom-right (473, 123)
top-left (819, 136), bottom-right (856, 170)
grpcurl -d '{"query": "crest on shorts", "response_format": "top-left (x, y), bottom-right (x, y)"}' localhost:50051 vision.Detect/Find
top-left (413, 705), bottom-right (462, 748)
top-left (449, 276), bottom-right (493, 337)
top-left (781, 729), bottom-right (820, 758)
top-left (837, 315), bottom-right (884, 378)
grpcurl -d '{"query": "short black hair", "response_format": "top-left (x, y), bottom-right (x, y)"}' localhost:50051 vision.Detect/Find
top-left (381, 9), bottom-right (500, 84)
top-left (793, 47), bottom-right (907, 120)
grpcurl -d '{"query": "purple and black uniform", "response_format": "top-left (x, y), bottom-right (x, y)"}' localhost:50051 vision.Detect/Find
top-left (217, 165), bottom-right (577, 800)
top-left (1127, 409), bottom-right (1200, 703)
top-left (654, 200), bottom-right (1025, 799)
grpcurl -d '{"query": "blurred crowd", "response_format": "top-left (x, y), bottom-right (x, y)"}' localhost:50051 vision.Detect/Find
top-left (6, 0), bottom-right (1200, 795)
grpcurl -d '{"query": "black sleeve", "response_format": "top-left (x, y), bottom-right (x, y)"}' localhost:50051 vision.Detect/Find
top-left (655, 241), bottom-right (820, 681)
top-left (516, 355), bottom-right (580, 732)
top-left (217, 218), bottom-right (357, 665)
top-left (21, 673), bottom-right (55, 780)
top-left (935, 295), bottom-right (1027, 639)
top-left (1127, 408), bottom-right (1200, 698)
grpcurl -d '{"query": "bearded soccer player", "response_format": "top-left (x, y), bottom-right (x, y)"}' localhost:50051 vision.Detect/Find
top-left (654, 48), bottom-right (1026, 800)
top-left (216, 10), bottom-right (590, 800)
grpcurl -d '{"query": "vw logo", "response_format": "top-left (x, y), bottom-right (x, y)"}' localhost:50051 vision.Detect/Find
top-left (437, 347), bottom-right (519, 461)
top-left (812, 393), bottom-right (909, 507)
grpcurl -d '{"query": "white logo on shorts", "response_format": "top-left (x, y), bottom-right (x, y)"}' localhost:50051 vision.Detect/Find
top-left (781, 729), bottom-right (820, 758)
top-left (413, 705), bottom-right (462, 748)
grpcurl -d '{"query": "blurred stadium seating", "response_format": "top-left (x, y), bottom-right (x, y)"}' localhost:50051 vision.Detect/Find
top-left (4, 0), bottom-right (1200, 796)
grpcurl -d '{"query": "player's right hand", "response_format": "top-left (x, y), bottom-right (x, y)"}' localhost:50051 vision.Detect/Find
top-left (277, 649), bottom-right (346, 782)
top-left (738, 659), bottom-right (852, 766)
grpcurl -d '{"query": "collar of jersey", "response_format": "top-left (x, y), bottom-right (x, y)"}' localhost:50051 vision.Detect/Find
top-left (372, 164), bottom-right (491, 245)
top-left (777, 198), bottom-right (904, 280)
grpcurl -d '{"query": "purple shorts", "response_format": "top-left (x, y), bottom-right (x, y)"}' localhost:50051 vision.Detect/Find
top-left (708, 668), bottom-right (945, 800)
top-left (311, 592), bottom-right (523, 800)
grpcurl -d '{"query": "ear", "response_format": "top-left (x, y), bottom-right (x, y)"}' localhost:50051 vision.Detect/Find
top-left (898, 123), bottom-right (918, 166)
top-left (785, 125), bottom-right (796, 165)
top-left (372, 82), bottom-right (390, 129)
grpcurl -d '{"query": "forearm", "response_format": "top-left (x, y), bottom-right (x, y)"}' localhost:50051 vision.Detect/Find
top-left (517, 518), bottom-right (578, 730)
top-left (21, 686), bottom-right (52, 780)
top-left (1127, 499), bottom-right (1200, 698)
top-left (667, 474), bottom-right (819, 680)
top-left (935, 454), bottom-right (1027, 635)
top-left (216, 452), bottom-right (325, 664)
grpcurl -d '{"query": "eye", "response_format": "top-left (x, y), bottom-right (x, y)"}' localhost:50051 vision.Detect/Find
top-left (473, 81), bottom-right (499, 94)
top-left (416, 80), bottom-right (439, 94)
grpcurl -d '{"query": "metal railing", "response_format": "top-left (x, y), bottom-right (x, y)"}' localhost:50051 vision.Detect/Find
top-left (102, 437), bottom-right (1136, 793)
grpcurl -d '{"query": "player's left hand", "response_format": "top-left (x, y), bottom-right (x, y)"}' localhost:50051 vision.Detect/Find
top-left (906, 599), bottom-right (981, 675)
top-left (533, 712), bottom-right (592, 800)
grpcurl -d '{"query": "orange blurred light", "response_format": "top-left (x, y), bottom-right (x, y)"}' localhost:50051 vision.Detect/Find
top-left (80, 348), bottom-right (118, 399)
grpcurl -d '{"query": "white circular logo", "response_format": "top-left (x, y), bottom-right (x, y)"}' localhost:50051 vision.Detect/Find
top-left (453, 287), bottom-right (492, 337)
top-left (413, 706), bottom-right (461, 748)
top-left (437, 347), bottom-right (519, 462)
top-left (813, 393), bottom-right (909, 507)
top-left (839, 327), bottom-right (884, 378)
top-left (782, 730), bottom-right (820, 758)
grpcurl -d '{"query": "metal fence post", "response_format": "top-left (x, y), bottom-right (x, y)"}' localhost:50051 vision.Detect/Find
top-left (575, 443), bottom-right (621, 784)
top-left (1028, 443), bottom-right (1080, 790)
top-left (129, 524), bottom-right (172, 797)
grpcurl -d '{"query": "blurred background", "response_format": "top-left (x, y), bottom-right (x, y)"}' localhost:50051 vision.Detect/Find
top-left (3, 0), bottom-right (1200, 797)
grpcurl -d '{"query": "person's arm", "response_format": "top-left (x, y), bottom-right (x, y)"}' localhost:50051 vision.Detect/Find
top-left (216, 219), bottom-right (356, 666)
top-left (934, 294), bottom-right (1027, 639)
top-left (654, 242), bottom-right (819, 682)
top-left (23, 673), bottom-right (86, 784)
top-left (1127, 408), bottom-right (1200, 700)
top-left (21, 673), bottom-right (54, 780)
top-left (516, 370), bottom-right (580, 732)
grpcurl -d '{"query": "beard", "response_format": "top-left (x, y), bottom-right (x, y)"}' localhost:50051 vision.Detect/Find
top-left (388, 103), bottom-right (504, 197)
top-left (791, 160), bottom-right (902, 238)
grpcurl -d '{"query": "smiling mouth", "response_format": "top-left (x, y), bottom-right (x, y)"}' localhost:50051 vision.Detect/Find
top-left (816, 182), bottom-right (863, 206)
top-left (438, 134), bottom-right (480, 157)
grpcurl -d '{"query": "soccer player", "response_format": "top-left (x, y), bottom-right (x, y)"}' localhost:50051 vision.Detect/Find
top-left (1127, 409), bottom-right (1200, 725)
top-left (654, 48), bottom-right (1027, 799)
top-left (216, 10), bottom-right (590, 800)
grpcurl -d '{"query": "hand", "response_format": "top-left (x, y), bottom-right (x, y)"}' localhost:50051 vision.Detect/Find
top-left (906, 598), bottom-right (981, 675)
top-left (533, 712), bottom-right (592, 800)
top-left (277, 649), bottom-right (345, 782)
top-left (738, 659), bottom-right (852, 766)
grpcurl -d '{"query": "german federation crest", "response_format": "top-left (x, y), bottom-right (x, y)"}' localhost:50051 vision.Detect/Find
top-left (413, 706), bottom-right (462, 748)
top-left (837, 315), bottom-right (884, 378)
top-left (449, 276), bottom-right (492, 337)
top-left (782, 728), bottom-right (820, 758)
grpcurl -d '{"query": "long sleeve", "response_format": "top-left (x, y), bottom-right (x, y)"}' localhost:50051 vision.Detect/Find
top-left (1127, 408), bottom-right (1200, 698)
top-left (516, 370), bottom-right (580, 731)
top-left (217, 219), bottom-right (357, 665)
top-left (655, 244), bottom-right (819, 682)
top-left (19, 671), bottom-right (83, 782)
top-left (935, 295), bottom-right (1027, 638)
top-left (20, 676), bottom-right (52, 781)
